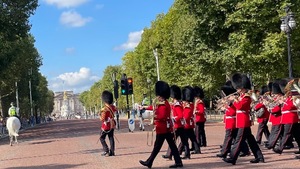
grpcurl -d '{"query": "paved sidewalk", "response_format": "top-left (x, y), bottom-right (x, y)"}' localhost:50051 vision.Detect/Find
top-left (0, 119), bottom-right (299, 169)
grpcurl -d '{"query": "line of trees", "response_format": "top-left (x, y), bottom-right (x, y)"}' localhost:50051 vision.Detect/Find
top-left (81, 0), bottom-right (300, 111)
top-left (0, 1), bottom-right (54, 120)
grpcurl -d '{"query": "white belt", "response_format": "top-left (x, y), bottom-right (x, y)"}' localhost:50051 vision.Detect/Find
top-left (236, 110), bottom-right (246, 113)
top-left (225, 116), bottom-right (236, 119)
top-left (282, 110), bottom-right (298, 114)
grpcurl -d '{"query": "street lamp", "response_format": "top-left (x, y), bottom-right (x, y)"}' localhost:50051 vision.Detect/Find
top-left (147, 78), bottom-right (152, 105)
top-left (280, 6), bottom-right (296, 78)
top-left (153, 48), bottom-right (160, 81)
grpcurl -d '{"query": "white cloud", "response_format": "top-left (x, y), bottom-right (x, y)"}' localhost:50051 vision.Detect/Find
top-left (44, 0), bottom-right (89, 8)
top-left (60, 10), bottom-right (92, 27)
top-left (114, 30), bottom-right (144, 50)
top-left (65, 47), bottom-right (76, 55)
top-left (49, 67), bottom-right (100, 93)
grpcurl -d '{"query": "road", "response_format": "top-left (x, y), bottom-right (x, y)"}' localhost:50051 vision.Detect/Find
top-left (0, 118), bottom-right (299, 169)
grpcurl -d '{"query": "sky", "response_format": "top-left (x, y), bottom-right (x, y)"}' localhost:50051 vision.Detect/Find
top-left (29, 0), bottom-right (174, 94)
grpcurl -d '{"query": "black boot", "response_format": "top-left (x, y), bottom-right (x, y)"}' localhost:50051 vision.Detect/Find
top-left (139, 160), bottom-right (152, 168)
top-left (223, 158), bottom-right (236, 165)
top-left (250, 157), bottom-right (265, 163)
top-left (169, 163), bottom-right (183, 168)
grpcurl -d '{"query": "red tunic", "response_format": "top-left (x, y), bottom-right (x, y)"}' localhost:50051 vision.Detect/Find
top-left (281, 96), bottom-right (298, 124)
top-left (100, 104), bottom-right (117, 131)
top-left (183, 102), bottom-right (195, 129)
top-left (233, 93), bottom-right (251, 128)
top-left (171, 101), bottom-right (184, 129)
top-left (194, 98), bottom-right (206, 123)
top-left (255, 102), bottom-right (270, 123)
top-left (154, 100), bottom-right (173, 134)
top-left (269, 96), bottom-right (282, 126)
top-left (224, 106), bottom-right (236, 129)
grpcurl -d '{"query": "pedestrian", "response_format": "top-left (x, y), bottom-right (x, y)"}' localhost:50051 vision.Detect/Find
top-left (223, 73), bottom-right (264, 165)
top-left (139, 81), bottom-right (183, 168)
top-left (0, 115), bottom-right (4, 136)
top-left (193, 86), bottom-right (207, 148)
top-left (99, 90), bottom-right (117, 157)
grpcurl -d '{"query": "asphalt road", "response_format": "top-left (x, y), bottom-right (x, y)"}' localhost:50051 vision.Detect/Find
top-left (0, 118), bottom-right (299, 169)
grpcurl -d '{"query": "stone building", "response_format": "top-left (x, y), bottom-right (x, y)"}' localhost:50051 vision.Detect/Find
top-left (52, 91), bottom-right (84, 118)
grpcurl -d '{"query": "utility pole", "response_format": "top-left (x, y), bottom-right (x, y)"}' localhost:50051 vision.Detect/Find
top-left (29, 68), bottom-right (34, 126)
top-left (15, 82), bottom-right (20, 116)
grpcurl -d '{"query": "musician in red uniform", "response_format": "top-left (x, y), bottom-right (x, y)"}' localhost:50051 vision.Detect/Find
top-left (194, 86), bottom-right (207, 147)
top-left (140, 81), bottom-right (183, 168)
top-left (216, 85), bottom-right (237, 158)
top-left (99, 90), bottom-right (117, 157)
top-left (223, 73), bottom-right (264, 165)
top-left (254, 86), bottom-right (270, 145)
top-left (273, 79), bottom-right (300, 154)
top-left (162, 85), bottom-right (190, 160)
top-left (178, 86), bottom-right (200, 157)
top-left (266, 81), bottom-right (284, 149)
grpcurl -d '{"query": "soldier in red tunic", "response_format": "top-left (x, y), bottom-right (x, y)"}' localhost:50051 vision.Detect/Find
top-left (162, 85), bottom-right (190, 160)
top-left (254, 85), bottom-right (270, 145)
top-left (139, 81), bottom-right (183, 168)
top-left (194, 86), bottom-right (207, 147)
top-left (223, 73), bottom-right (264, 165)
top-left (99, 90), bottom-right (117, 157)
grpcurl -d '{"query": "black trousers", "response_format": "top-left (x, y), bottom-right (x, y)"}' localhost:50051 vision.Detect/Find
top-left (195, 122), bottom-right (207, 146)
top-left (229, 127), bottom-right (263, 161)
top-left (267, 124), bottom-right (282, 149)
top-left (256, 119), bottom-right (270, 144)
top-left (278, 123), bottom-right (300, 151)
top-left (166, 127), bottom-right (190, 157)
top-left (178, 128), bottom-right (200, 153)
top-left (100, 129), bottom-right (115, 153)
top-left (221, 128), bottom-right (237, 155)
top-left (146, 132), bottom-right (182, 166)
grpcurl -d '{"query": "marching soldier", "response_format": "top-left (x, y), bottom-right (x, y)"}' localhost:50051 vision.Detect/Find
top-left (162, 85), bottom-right (190, 160)
top-left (99, 90), bottom-right (117, 157)
top-left (254, 85), bottom-right (270, 145)
top-left (223, 73), bottom-right (264, 165)
top-left (139, 81), bottom-right (183, 168)
top-left (273, 79), bottom-right (300, 154)
top-left (194, 86), bottom-right (207, 147)
top-left (178, 86), bottom-right (201, 157)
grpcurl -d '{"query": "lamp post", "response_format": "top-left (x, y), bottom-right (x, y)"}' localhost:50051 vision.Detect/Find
top-left (153, 48), bottom-right (160, 81)
top-left (147, 78), bottom-right (152, 105)
top-left (280, 6), bottom-right (296, 78)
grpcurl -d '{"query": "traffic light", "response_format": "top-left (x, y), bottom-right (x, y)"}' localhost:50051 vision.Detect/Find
top-left (113, 80), bottom-right (119, 99)
top-left (127, 77), bottom-right (133, 95)
top-left (120, 76), bottom-right (128, 95)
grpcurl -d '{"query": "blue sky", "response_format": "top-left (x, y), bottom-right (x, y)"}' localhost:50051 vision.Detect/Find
top-left (29, 0), bottom-right (174, 93)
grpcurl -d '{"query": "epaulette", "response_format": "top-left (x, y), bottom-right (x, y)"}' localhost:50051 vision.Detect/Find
top-left (101, 107), bottom-right (109, 112)
top-left (244, 93), bottom-right (250, 97)
top-left (174, 101), bottom-right (181, 106)
top-left (184, 102), bottom-right (190, 108)
top-left (157, 101), bottom-right (165, 105)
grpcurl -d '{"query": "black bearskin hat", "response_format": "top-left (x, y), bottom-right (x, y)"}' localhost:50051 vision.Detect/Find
top-left (278, 78), bottom-right (289, 94)
top-left (194, 86), bottom-right (204, 99)
top-left (267, 82), bottom-right (273, 92)
top-left (170, 85), bottom-right (181, 100)
top-left (231, 73), bottom-right (251, 90)
top-left (220, 85), bottom-right (236, 96)
top-left (272, 80), bottom-right (284, 95)
top-left (225, 80), bottom-right (233, 88)
top-left (259, 85), bottom-right (268, 95)
top-left (155, 81), bottom-right (170, 99)
top-left (102, 90), bottom-right (113, 104)
top-left (182, 86), bottom-right (194, 102)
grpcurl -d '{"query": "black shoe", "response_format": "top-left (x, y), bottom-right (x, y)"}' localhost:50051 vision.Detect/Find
top-left (223, 158), bottom-right (236, 165)
top-left (181, 155), bottom-right (190, 160)
top-left (294, 151), bottom-right (300, 154)
top-left (169, 163), bottom-right (183, 168)
top-left (220, 145), bottom-right (223, 148)
top-left (216, 154), bottom-right (226, 158)
top-left (162, 155), bottom-right (170, 159)
top-left (101, 152), bottom-right (109, 157)
top-left (191, 150), bottom-right (201, 154)
top-left (295, 155), bottom-right (300, 159)
top-left (250, 158), bottom-right (265, 163)
top-left (139, 160), bottom-right (152, 168)
top-left (273, 148), bottom-right (282, 154)
top-left (256, 141), bottom-right (261, 145)
top-left (239, 152), bottom-right (250, 157)
top-left (109, 151), bottom-right (115, 156)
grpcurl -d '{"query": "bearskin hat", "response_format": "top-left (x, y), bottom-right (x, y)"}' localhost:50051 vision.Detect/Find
top-left (155, 81), bottom-right (170, 99)
top-left (220, 85), bottom-right (236, 96)
top-left (170, 85), bottom-right (181, 100)
top-left (182, 86), bottom-right (194, 102)
top-left (259, 85), bottom-right (268, 95)
top-left (231, 73), bottom-right (251, 90)
top-left (225, 80), bottom-right (233, 88)
top-left (278, 78), bottom-right (289, 94)
top-left (272, 79), bottom-right (284, 95)
top-left (194, 86), bottom-right (204, 99)
top-left (102, 90), bottom-right (113, 104)
top-left (267, 82), bottom-right (273, 92)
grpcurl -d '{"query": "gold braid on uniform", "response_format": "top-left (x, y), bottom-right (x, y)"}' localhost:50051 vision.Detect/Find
top-left (100, 106), bottom-right (109, 121)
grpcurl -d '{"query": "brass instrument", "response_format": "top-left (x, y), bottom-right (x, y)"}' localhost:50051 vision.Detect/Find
top-left (147, 97), bottom-right (157, 147)
top-left (215, 91), bottom-right (239, 112)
